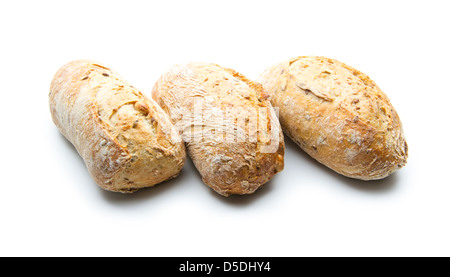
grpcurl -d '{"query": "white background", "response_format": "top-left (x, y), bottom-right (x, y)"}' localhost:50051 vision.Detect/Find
top-left (1, 0), bottom-right (449, 257)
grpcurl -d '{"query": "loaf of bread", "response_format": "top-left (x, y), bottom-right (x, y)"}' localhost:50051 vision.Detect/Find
top-left (152, 63), bottom-right (284, 196)
top-left (49, 60), bottom-right (186, 193)
top-left (258, 56), bottom-right (407, 180)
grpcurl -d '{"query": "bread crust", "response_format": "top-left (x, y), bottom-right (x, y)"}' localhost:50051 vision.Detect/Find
top-left (152, 63), bottom-right (284, 196)
top-left (49, 60), bottom-right (186, 193)
top-left (259, 56), bottom-right (408, 180)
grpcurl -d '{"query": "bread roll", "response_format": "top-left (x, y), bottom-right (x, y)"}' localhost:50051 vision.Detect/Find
top-left (259, 56), bottom-right (407, 180)
top-left (49, 60), bottom-right (186, 193)
top-left (152, 63), bottom-right (284, 196)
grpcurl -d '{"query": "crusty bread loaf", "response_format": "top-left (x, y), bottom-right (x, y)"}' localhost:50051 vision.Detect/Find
top-left (259, 56), bottom-right (408, 180)
top-left (152, 62), bottom-right (284, 196)
top-left (49, 60), bottom-right (186, 193)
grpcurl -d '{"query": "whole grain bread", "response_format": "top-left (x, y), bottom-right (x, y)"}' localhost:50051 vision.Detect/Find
top-left (49, 60), bottom-right (186, 193)
top-left (152, 62), bottom-right (284, 196)
top-left (258, 56), bottom-right (407, 180)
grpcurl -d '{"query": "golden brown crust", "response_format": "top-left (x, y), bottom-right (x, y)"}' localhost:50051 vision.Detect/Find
top-left (259, 56), bottom-right (407, 180)
top-left (152, 62), bottom-right (284, 196)
top-left (49, 60), bottom-right (186, 193)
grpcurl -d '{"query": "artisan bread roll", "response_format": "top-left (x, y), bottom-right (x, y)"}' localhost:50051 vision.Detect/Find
top-left (49, 60), bottom-right (186, 193)
top-left (152, 63), bottom-right (284, 196)
top-left (259, 56), bottom-right (407, 180)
